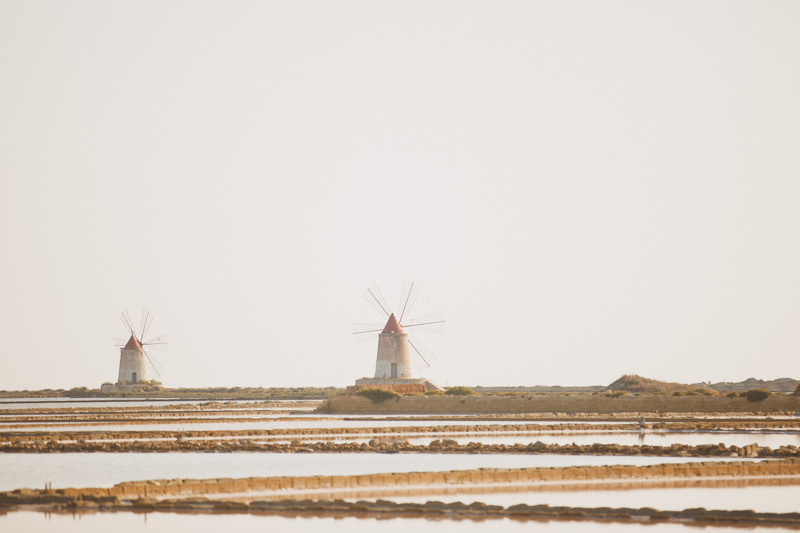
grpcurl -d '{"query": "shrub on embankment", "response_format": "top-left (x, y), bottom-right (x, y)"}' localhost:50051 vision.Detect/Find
top-left (355, 388), bottom-right (400, 403)
top-left (445, 387), bottom-right (477, 396)
top-left (319, 392), bottom-right (800, 414)
top-left (743, 389), bottom-right (770, 402)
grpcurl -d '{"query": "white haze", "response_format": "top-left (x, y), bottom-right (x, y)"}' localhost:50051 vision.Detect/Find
top-left (1, 1), bottom-right (799, 389)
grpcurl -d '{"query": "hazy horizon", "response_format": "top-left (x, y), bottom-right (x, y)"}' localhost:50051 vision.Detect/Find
top-left (5, 374), bottom-right (797, 392)
top-left (2, 1), bottom-right (799, 391)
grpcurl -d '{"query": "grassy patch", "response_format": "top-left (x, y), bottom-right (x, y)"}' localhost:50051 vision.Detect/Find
top-left (355, 388), bottom-right (399, 402)
top-left (445, 386), bottom-right (477, 396)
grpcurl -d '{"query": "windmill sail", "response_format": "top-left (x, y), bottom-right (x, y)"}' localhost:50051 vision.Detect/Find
top-left (363, 285), bottom-right (392, 318)
top-left (398, 280), bottom-right (421, 323)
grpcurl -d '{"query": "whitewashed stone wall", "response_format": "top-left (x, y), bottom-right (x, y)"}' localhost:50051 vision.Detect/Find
top-left (117, 348), bottom-right (147, 383)
top-left (374, 332), bottom-right (411, 379)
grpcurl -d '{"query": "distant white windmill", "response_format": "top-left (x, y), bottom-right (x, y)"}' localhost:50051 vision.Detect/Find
top-left (115, 310), bottom-right (167, 384)
top-left (352, 281), bottom-right (443, 391)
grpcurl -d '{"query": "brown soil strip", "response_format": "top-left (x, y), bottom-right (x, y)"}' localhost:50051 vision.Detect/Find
top-left (4, 420), bottom-right (799, 442)
top-left (0, 422), bottom-right (648, 438)
top-left (10, 418), bottom-right (800, 429)
top-left (218, 474), bottom-right (800, 502)
top-left (6, 499), bottom-right (800, 528)
top-left (1, 430), bottom-right (796, 456)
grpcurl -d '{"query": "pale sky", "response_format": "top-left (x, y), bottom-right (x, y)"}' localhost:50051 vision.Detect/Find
top-left (1, 1), bottom-right (799, 390)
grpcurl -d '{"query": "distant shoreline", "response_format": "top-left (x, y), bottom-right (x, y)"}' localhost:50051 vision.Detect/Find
top-left (0, 387), bottom-right (340, 401)
top-left (1, 375), bottom-right (797, 405)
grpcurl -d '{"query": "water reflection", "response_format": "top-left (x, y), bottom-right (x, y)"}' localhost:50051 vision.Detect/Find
top-left (385, 483), bottom-right (800, 514)
top-left (2, 509), bottom-right (790, 533)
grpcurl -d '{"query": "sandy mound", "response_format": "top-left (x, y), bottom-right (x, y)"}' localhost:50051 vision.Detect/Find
top-left (607, 374), bottom-right (702, 394)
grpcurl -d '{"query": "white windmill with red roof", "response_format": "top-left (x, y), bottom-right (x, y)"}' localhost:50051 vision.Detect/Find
top-left (352, 282), bottom-right (444, 391)
top-left (116, 310), bottom-right (167, 384)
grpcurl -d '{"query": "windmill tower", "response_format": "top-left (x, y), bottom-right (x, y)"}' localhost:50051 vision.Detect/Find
top-left (116, 310), bottom-right (167, 385)
top-left (353, 282), bottom-right (443, 391)
top-left (118, 335), bottom-right (147, 384)
top-left (376, 313), bottom-right (411, 379)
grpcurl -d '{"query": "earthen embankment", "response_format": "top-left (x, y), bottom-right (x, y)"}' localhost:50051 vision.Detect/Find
top-left (1, 437), bottom-right (797, 458)
top-left (3, 459), bottom-right (799, 500)
top-left (320, 394), bottom-right (800, 414)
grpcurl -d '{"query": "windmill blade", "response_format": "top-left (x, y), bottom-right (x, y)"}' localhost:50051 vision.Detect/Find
top-left (140, 310), bottom-right (154, 341)
top-left (402, 311), bottom-right (445, 333)
top-left (363, 285), bottom-right (392, 318)
top-left (120, 310), bottom-right (137, 337)
top-left (351, 323), bottom-right (385, 334)
top-left (142, 347), bottom-right (163, 378)
top-left (142, 334), bottom-right (169, 351)
top-left (351, 323), bottom-right (384, 344)
top-left (408, 336), bottom-right (438, 368)
top-left (112, 337), bottom-right (126, 347)
top-left (397, 280), bottom-right (421, 323)
top-left (139, 310), bottom-right (147, 341)
top-left (410, 352), bottom-right (430, 376)
top-left (353, 331), bottom-right (380, 344)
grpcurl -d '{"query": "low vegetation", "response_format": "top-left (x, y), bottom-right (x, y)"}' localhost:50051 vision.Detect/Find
top-left (742, 389), bottom-right (770, 402)
top-left (445, 386), bottom-right (477, 396)
top-left (355, 388), bottom-right (399, 402)
top-left (2, 377), bottom-right (794, 402)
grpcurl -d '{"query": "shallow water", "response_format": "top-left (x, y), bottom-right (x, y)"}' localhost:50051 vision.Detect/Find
top-left (6, 511), bottom-right (790, 533)
top-left (0, 419), bottom-right (613, 433)
top-left (57, 429), bottom-right (795, 447)
top-left (0, 399), bottom-right (322, 410)
top-left (0, 409), bottom-right (317, 419)
top-left (0, 453), bottom-right (745, 492)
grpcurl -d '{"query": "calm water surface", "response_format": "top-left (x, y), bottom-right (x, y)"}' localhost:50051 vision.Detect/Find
top-left (0, 399), bottom-right (323, 410)
top-left (3, 511), bottom-right (794, 533)
top-left (0, 419), bottom-right (614, 432)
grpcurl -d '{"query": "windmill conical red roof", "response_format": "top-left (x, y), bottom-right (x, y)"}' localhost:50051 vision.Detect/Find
top-left (382, 313), bottom-right (404, 333)
top-left (123, 335), bottom-right (142, 350)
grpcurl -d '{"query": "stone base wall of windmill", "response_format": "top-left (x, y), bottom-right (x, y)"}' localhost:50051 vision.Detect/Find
top-left (374, 332), bottom-right (412, 379)
top-left (100, 383), bottom-right (162, 393)
top-left (117, 349), bottom-right (148, 384)
top-left (351, 378), bottom-right (440, 394)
